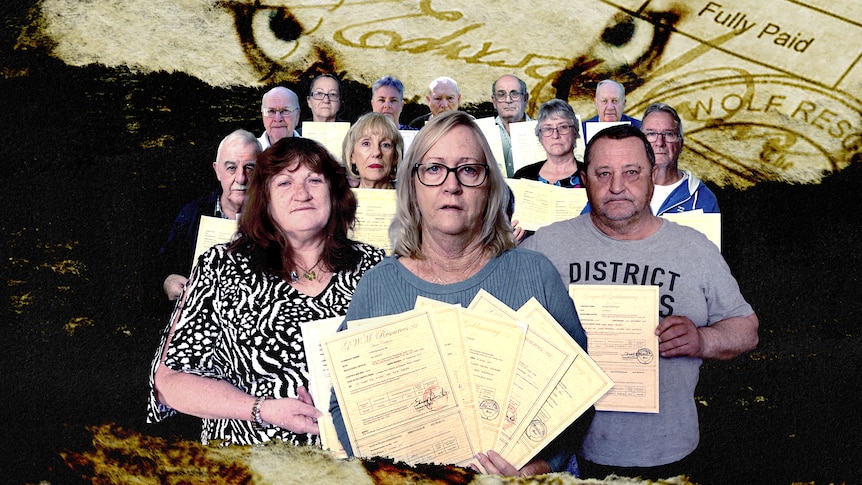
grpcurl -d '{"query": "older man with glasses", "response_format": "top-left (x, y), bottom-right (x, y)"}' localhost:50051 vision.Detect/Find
top-left (491, 75), bottom-right (531, 177)
top-left (641, 102), bottom-right (719, 216)
top-left (258, 86), bottom-right (301, 149)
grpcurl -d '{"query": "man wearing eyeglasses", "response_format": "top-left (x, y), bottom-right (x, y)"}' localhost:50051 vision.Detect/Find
top-left (258, 86), bottom-right (301, 149)
top-left (492, 75), bottom-right (531, 177)
top-left (641, 103), bottom-right (719, 215)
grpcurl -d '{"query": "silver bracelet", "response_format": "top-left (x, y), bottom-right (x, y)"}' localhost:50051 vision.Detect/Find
top-left (251, 396), bottom-right (269, 431)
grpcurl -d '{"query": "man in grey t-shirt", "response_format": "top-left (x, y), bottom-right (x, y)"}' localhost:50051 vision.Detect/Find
top-left (522, 124), bottom-right (759, 480)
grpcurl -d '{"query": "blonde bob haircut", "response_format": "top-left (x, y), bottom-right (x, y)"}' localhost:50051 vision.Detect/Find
top-left (342, 112), bottom-right (403, 180)
top-left (391, 110), bottom-right (515, 259)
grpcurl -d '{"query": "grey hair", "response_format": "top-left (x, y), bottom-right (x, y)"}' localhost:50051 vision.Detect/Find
top-left (534, 99), bottom-right (580, 141)
top-left (642, 102), bottom-right (684, 138)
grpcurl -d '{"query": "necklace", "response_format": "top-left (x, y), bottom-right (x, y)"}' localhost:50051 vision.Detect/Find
top-left (290, 256), bottom-right (323, 282)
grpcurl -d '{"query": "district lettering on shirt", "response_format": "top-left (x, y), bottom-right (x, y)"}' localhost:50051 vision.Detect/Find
top-left (569, 261), bottom-right (680, 317)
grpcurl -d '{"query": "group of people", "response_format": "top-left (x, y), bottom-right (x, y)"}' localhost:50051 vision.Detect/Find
top-left (148, 72), bottom-right (758, 481)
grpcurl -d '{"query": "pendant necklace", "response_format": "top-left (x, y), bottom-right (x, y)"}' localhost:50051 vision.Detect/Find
top-left (291, 256), bottom-right (322, 282)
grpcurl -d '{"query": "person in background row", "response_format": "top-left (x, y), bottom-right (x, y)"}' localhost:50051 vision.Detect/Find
top-left (514, 99), bottom-right (582, 188)
top-left (148, 136), bottom-right (385, 446)
top-left (581, 79), bottom-right (641, 137)
top-left (641, 102), bottom-right (719, 215)
top-left (258, 86), bottom-right (301, 149)
top-left (342, 112), bottom-right (402, 189)
top-left (523, 124), bottom-right (757, 481)
top-left (491, 74), bottom-right (531, 177)
top-left (370, 75), bottom-right (414, 130)
top-left (157, 129), bottom-right (260, 301)
top-left (330, 111), bottom-right (589, 477)
top-left (305, 74), bottom-right (344, 124)
top-left (408, 76), bottom-right (461, 128)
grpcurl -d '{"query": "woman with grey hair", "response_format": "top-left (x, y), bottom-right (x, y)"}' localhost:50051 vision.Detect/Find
top-left (329, 110), bottom-right (587, 477)
top-left (513, 99), bottom-right (582, 188)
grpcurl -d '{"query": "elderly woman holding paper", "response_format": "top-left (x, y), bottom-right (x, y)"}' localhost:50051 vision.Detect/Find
top-left (513, 99), bottom-right (583, 188)
top-left (329, 111), bottom-right (588, 476)
top-left (342, 112), bottom-right (403, 189)
top-left (148, 137), bottom-right (385, 446)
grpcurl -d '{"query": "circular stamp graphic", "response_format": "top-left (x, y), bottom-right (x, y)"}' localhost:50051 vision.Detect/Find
top-left (628, 69), bottom-right (862, 188)
top-left (636, 348), bottom-right (653, 364)
top-left (479, 399), bottom-right (500, 420)
top-left (526, 419), bottom-right (547, 442)
top-left (503, 403), bottom-right (518, 430)
top-left (422, 385), bottom-right (448, 411)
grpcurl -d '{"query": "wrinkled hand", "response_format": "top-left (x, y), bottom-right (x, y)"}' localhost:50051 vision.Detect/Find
top-left (260, 387), bottom-right (322, 435)
top-left (475, 450), bottom-right (549, 477)
top-left (512, 219), bottom-right (527, 244)
top-left (163, 274), bottom-right (188, 301)
top-left (656, 315), bottom-right (703, 358)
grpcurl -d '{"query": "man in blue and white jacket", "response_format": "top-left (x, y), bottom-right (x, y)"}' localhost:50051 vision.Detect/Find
top-left (640, 102), bottom-right (719, 215)
top-left (580, 102), bottom-right (719, 216)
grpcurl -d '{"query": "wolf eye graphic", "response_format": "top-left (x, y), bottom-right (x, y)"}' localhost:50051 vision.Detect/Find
top-left (554, 8), bottom-right (680, 101)
top-left (218, 1), bottom-right (335, 83)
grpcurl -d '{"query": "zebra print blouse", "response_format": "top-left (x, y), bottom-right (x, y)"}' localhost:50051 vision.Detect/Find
top-left (147, 241), bottom-right (385, 446)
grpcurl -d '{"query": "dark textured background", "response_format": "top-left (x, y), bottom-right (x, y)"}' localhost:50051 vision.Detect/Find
top-left (2, 2), bottom-right (861, 483)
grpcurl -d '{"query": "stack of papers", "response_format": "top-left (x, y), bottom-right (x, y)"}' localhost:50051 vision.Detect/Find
top-left (304, 290), bottom-right (612, 469)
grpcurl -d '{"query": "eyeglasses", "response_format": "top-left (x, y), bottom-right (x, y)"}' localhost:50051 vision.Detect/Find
top-left (494, 90), bottom-right (524, 101)
top-left (413, 163), bottom-right (489, 187)
top-left (539, 124), bottom-right (576, 137)
top-left (310, 91), bottom-right (340, 101)
top-left (263, 107), bottom-right (299, 118)
top-left (644, 131), bottom-right (682, 142)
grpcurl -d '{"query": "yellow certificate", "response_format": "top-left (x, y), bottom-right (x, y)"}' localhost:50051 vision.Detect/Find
top-left (500, 298), bottom-right (613, 468)
top-left (350, 188), bottom-right (397, 254)
top-left (192, 215), bottom-right (237, 271)
top-left (299, 316), bottom-right (347, 457)
top-left (569, 284), bottom-right (660, 413)
top-left (323, 310), bottom-right (480, 468)
top-left (300, 121), bottom-right (351, 163)
top-left (507, 178), bottom-right (588, 231)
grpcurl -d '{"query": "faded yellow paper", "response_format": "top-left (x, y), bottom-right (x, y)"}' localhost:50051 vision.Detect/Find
top-left (662, 211), bottom-right (722, 252)
top-left (474, 117), bottom-right (507, 177)
top-left (349, 188), bottom-right (396, 254)
top-left (323, 310), bottom-right (480, 468)
top-left (568, 284), bottom-right (659, 413)
top-left (299, 316), bottom-right (347, 457)
top-left (507, 178), bottom-right (588, 231)
top-left (300, 122), bottom-right (351, 163)
top-left (192, 215), bottom-right (237, 271)
top-left (509, 120), bottom-right (547, 173)
top-left (500, 298), bottom-right (613, 468)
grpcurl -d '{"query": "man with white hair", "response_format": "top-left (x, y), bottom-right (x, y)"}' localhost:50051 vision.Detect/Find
top-left (157, 130), bottom-right (261, 300)
top-left (258, 86), bottom-right (301, 148)
top-left (581, 79), bottom-right (641, 137)
top-left (408, 76), bottom-right (461, 128)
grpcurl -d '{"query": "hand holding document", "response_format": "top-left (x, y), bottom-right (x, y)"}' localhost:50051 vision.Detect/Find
top-left (321, 293), bottom-right (611, 469)
top-left (568, 285), bottom-right (659, 413)
top-left (192, 215), bottom-right (238, 270)
top-left (506, 178), bottom-right (588, 231)
top-left (299, 317), bottom-right (348, 457)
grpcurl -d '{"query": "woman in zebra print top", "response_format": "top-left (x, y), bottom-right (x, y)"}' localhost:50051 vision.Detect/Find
top-left (148, 137), bottom-right (385, 446)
